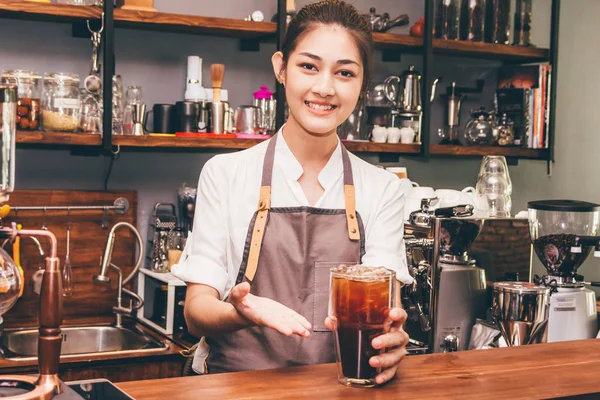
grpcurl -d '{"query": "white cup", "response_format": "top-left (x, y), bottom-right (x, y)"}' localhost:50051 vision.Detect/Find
top-left (436, 189), bottom-right (475, 208)
top-left (371, 126), bottom-right (388, 143)
top-left (387, 127), bottom-right (401, 143)
top-left (399, 127), bottom-right (416, 144)
top-left (410, 186), bottom-right (435, 199)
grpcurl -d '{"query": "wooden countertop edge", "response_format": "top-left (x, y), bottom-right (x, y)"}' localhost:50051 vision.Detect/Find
top-left (117, 339), bottom-right (600, 399)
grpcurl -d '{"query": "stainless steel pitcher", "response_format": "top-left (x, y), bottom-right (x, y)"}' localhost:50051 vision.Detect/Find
top-left (384, 65), bottom-right (423, 112)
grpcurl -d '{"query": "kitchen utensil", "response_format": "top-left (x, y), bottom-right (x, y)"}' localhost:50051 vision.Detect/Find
top-left (438, 80), bottom-right (484, 144)
top-left (84, 17), bottom-right (103, 95)
top-left (234, 105), bottom-right (259, 134)
top-left (253, 86), bottom-right (276, 134)
top-left (112, 75), bottom-right (125, 135)
top-left (513, 0), bottom-right (532, 46)
top-left (178, 185), bottom-right (197, 234)
top-left (175, 101), bottom-right (201, 133)
top-left (210, 64), bottom-right (225, 103)
top-left (131, 103), bottom-right (147, 136)
top-left (123, 85), bottom-right (143, 134)
top-left (384, 65), bottom-right (424, 113)
top-left (146, 104), bottom-right (176, 134)
top-left (492, 282), bottom-right (550, 346)
top-left (209, 101), bottom-right (226, 134)
top-left (475, 156), bottom-right (512, 217)
top-left (184, 56), bottom-right (207, 102)
top-left (527, 200), bottom-right (600, 343)
top-left (147, 203), bottom-right (178, 273)
top-left (62, 218), bottom-right (74, 297)
top-left (464, 107), bottom-right (497, 145)
top-left (361, 7), bottom-right (409, 32)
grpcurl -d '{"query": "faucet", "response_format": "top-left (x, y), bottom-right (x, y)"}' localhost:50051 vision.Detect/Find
top-left (94, 221), bottom-right (144, 328)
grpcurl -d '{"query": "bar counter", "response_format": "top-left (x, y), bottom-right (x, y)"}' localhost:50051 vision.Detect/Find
top-left (117, 339), bottom-right (600, 399)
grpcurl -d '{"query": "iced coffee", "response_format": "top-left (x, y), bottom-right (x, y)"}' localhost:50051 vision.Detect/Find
top-left (329, 265), bottom-right (396, 387)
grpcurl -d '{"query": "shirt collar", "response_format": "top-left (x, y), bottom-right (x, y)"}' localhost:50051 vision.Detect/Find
top-left (274, 128), bottom-right (344, 190)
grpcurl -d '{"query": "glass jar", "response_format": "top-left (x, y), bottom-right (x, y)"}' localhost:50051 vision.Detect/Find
top-left (435, 0), bottom-right (461, 40)
top-left (496, 113), bottom-right (514, 146)
top-left (1, 70), bottom-right (42, 131)
top-left (464, 107), bottom-right (497, 145)
top-left (513, 0), bottom-right (532, 46)
top-left (492, 0), bottom-right (510, 44)
top-left (0, 85), bottom-right (17, 203)
top-left (461, 0), bottom-right (486, 42)
top-left (41, 73), bottom-right (82, 132)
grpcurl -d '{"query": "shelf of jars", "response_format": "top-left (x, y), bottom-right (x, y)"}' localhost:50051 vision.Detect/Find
top-left (429, 144), bottom-right (549, 159)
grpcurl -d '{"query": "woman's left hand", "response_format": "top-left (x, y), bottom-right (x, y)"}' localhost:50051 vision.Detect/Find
top-left (324, 307), bottom-right (409, 385)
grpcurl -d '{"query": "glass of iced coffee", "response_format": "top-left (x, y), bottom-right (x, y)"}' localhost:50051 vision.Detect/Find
top-left (329, 265), bottom-right (396, 387)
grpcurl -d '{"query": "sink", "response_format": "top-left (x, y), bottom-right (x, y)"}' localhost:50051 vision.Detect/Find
top-left (0, 324), bottom-right (169, 361)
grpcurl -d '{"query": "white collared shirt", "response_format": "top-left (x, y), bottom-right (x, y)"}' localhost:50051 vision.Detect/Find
top-left (172, 133), bottom-right (412, 300)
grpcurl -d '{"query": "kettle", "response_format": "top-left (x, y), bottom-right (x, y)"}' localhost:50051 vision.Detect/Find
top-left (362, 7), bottom-right (409, 33)
top-left (384, 66), bottom-right (440, 112)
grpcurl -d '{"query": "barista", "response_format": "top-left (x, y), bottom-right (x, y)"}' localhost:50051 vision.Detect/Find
top-left (172, 0), bottom-right (411, 385)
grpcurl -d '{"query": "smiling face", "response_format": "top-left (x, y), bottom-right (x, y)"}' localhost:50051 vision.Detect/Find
top-left (272, 24), bottom-right (364, 138)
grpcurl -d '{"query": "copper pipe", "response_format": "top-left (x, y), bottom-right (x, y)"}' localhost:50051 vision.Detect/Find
top-left (0, 226), bottom-right (62, 399)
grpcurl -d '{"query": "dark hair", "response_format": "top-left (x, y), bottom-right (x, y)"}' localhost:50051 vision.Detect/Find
top-left (280, 0), bottom-right (373, 97)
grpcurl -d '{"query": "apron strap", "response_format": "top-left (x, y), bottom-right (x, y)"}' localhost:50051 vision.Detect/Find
top-left (245, 133), bottom-right (359, 282)
top-left (341, 143), bottom-right (360, 241)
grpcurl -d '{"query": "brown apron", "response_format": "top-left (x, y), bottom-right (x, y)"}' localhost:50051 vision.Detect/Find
top-left (205, 133), bottom-right (366, 373)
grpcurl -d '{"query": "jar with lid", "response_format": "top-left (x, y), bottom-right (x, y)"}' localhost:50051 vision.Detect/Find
top-left (496, 113), bottom-right (514, 146)
top-left (41, 72), bottom-right (82, 132)
top-left (491, 0), bottom-right (510, 44)
top-left (464, 107), bottom-right (497, 145)
top-left (435, 0), bottom-right (461, 40)
top-left (513, 0), bottom-right (532, 46)
top-left (460, 0), bottom-right (486, 42)
top-left (1, 70), bottom-right (42, 131)
top-left (253, 86), bottom-right (276, 135)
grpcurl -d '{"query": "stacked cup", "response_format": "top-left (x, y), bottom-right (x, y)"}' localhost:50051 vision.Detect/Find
top-left (475, 156), bottom-right (512, 217)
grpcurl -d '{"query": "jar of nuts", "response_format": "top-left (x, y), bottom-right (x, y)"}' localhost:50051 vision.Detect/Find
top-left (1, 70), bottom-right (42, 131)
top-left (41, 72), bottom-right (82, 132)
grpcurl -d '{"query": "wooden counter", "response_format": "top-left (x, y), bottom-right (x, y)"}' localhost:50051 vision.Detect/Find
top-left (118, 339), bottom-right (600, 399)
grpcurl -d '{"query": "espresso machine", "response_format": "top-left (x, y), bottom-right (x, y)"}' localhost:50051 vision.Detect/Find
top-left (527, 200), bottom-right (600, 342)
top-left (403, 200), bottom-right (487, 354)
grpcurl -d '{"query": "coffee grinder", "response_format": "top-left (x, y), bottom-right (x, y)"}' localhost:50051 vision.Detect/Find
top-left (403, 200), bottom-right (488, 353)
top-left (528, 200), bottom-right (600, 342)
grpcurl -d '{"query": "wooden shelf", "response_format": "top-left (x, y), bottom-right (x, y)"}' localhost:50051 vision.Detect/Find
top-left (433, 39), bottom-right (549, 62)
top-left (0, 0), bottom-right (275, 39)
top-left (0, 0), bottom-right (101, 22)
top-left (371, 32), bottom-right (549, 62)
top-left (343, 141), bottom-right (420, 154)
top-left (430, 144), bottom-right (549, 159)
top-left (113, 9), bottom-right (276, 39)
top-left (114, 135), bottom-right (267, 150)
top-left (17, 131), bottom-right (101, 146)
top-left (372, 32), bottom-right (422, 51)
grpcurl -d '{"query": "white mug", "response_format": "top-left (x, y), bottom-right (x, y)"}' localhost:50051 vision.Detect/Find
top-left (436, 189), bottom-right (475, 208)
top-left (410, 186), bottom-right (435, 200)
top-left (371, 126), bottom-right (388, 143)
top-left (387, 127), bottom-right (401, 144)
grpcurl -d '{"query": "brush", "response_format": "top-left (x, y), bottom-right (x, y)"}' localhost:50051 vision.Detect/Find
top-left (211, 64), bottom-right (225, 103)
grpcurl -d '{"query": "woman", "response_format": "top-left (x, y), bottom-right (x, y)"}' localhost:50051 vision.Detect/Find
top-left (172, 0), bottom-right (411, 385)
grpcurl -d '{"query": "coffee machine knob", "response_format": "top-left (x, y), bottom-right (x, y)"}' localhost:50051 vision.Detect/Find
top-left (442, 334), bottom-right (459, 353)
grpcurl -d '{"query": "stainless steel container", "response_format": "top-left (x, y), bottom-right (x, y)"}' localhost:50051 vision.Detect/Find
top-left (0, 84), bottom-right (17, 203)
top-left (492, 282), bottom-right (550, 346)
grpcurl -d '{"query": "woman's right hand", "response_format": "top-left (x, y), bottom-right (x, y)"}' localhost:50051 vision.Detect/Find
top-left (229, 282), bottom-right (312, 338)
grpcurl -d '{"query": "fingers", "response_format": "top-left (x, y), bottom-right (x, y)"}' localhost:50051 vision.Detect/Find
top-left (375, 364), bottom-right (401, 385)
top-left (269, 314), bottom-right (311, 338)
top-left (230, 282), bottom-right (251, 304)
top-left (370, 346), bottom-right (408, 370)
top-left (386, 307), bottom-right (408, 325)
top-left (324, 317), bottom-right (333, 331)
top-left (372, 329), bottom-right (409, 350)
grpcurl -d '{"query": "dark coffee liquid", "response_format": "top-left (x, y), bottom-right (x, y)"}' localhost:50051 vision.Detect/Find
top-left (335, 323), bottom-right (383, 379)
top-left (532, 234), bottom-right (592, 278)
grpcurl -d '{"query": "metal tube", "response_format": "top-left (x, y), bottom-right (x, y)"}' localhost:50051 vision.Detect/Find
top-left (102, 0), bottom-right (115, 154)
top-left (429, 217), bottom-right (442, 352)
top-left (422, 0), bottom-right (435, 157)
